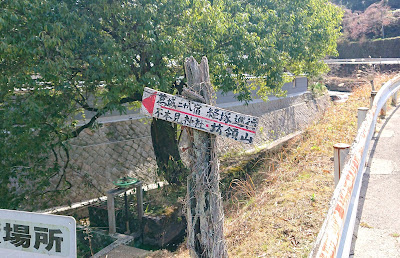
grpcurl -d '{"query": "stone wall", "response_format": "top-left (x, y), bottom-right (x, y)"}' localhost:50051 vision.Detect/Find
top-left (59, 92), bottom-right (330, 205)
top-left (64, 118), bottom-right (156, 202)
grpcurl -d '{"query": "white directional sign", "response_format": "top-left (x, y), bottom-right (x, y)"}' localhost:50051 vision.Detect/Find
top-left (0, 209), bottom-right (76, 257)
top-left (141, 87), bottom-right (259, 144)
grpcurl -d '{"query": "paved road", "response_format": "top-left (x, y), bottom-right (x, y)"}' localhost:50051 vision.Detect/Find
top-left (351, 105), bottom-right (400, 257)
top-left (325, 58), bottom-right (400, 65)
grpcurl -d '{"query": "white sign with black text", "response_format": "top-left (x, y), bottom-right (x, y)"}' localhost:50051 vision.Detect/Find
top-left (0, 209), bottom-right (76, 257)
top-left (141, 87), bottom-right (259, 144)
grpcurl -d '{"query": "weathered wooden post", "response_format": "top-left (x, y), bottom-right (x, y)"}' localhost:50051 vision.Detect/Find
top-left (184, 57), bottom-right (227, 258)
top-left (140, 56), bottom-right (258, 258)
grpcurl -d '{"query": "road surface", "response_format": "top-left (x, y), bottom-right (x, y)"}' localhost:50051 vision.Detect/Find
top-left (325, 58), bottom-right (400, 65)
top-left (351, 104), bottom-right (400, 257)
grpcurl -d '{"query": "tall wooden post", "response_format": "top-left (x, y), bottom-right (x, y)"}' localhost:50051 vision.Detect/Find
top-left (184, 56), bottom-right (227, 258)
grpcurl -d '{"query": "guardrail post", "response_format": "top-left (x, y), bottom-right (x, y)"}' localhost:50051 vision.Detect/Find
top-left (370, 91), bottom-right (377, 109)
top-left (370, 79), bottom-right (375, 91)
top-left (334, 143), bottom-right (351, 187)
top-left (357, 107), bottom-right (369, 130)
top-left (380, 101), bottom-right (387, 118)
top-left (392, 91), bottom-right (398, 107)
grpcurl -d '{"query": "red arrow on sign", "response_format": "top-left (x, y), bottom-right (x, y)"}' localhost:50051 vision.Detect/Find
top-left (142, 92), bottom-right (157, 114)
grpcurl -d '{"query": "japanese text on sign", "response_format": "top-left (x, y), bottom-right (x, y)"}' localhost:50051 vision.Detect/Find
top-left (2, 223), bottom-right (63, 252)
top-left (0, 209), bottom-right (76, 257)
top-left (141, 87), bottom-right (259, 144)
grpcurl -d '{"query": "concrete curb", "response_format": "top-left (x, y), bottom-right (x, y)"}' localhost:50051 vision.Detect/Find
top-left (92, 233), bottom-right (135, 258)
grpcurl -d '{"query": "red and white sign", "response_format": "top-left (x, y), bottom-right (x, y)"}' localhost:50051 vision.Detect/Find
top-left (141, 87), bottom-right (259, 144)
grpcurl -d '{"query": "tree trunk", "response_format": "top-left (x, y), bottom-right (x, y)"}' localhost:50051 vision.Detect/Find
top-left (184, 56), bottom-right (227, 258)
top-left (151, 118), bottom-right (188, 185)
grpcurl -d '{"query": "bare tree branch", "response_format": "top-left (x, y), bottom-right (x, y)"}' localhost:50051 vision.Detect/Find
top-left (70, 92), bottom-right (143, 138)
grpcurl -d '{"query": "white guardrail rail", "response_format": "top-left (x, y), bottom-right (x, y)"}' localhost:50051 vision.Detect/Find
top-left (309, 74), bottom-right (400, 258)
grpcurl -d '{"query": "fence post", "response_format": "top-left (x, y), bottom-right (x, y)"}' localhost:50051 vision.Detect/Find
top-left (136, 182), bottom-right (143, 222)
top-left (107, 191), bottom-right (116, 235)
top-left (333, 143), bottom-right (351, 187)
top-left (357, 107), bottom-right (369, 130)
top-left (392, 91), bottom-right (398, 106)
top-left (135, 182), bottom-right (144, 241)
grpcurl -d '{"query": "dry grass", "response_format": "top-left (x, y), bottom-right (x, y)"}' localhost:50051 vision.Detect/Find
top-left (146, 73), bottom-right (397, 258)
top-left (223, 73), bottom-right (396, 257)
top-left (360, 222), bottom-right (373, 229)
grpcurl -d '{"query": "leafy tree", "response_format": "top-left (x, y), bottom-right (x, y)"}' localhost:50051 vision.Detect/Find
top-left (0, 0), bottom-right (342, 209)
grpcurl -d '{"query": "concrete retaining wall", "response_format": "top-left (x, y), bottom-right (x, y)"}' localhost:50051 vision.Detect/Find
top-left (57, 92), bottom-right (330, 205)
top-left (214, 93), bottom-right (330, 155)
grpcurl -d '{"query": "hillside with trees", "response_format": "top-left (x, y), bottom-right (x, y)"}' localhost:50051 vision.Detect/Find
top-left (331, 0), bottom-right (400, 11)
top-left (329, 0), bottom-right (400, 58)
top-left (340, 1), bottom-right (400, 40)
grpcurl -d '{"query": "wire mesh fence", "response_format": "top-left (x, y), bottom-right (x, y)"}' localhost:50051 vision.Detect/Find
top-left (48, 91), bottom-right (329, 206)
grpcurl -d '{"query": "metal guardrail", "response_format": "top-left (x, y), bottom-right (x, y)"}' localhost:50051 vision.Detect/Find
top-left (309, 74), bottom-right (400, 258)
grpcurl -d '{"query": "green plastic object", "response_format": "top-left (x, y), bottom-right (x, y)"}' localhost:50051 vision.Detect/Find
top-left (113, 177), bottom-right (138, 188)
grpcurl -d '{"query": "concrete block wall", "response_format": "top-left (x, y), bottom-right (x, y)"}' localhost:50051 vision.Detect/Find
top-left (212, 93), bottom-right (330, 155)
top-left (56, 92), bottom-right (329, 205)
top-left (64, 118), bottom-right (157, 202)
